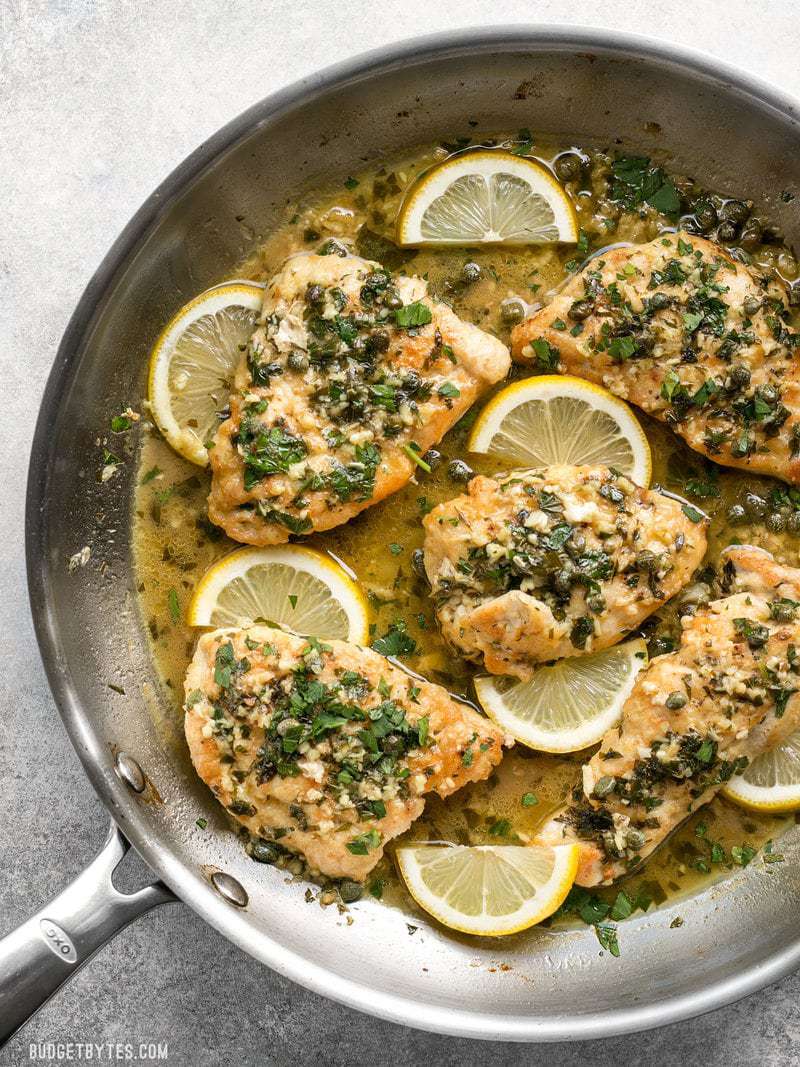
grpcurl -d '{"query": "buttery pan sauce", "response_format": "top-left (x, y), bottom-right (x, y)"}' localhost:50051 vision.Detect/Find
top-left (134, 136), bottom-right (798, 929)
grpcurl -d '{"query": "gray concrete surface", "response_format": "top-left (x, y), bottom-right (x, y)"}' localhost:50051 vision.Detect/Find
top-left (3, 1), bottom-right (800, 1064)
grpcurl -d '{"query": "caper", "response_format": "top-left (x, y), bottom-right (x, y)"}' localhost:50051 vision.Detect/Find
top-left (382, 289), bottom-right (403, 310)
top-left (771, 599), bottom-right (796, 622)
top-left (554, 152), bottom-right (583, 182)
top-left (727, 363), bottom-right (751, 390)
top-left (553, 567), bottom-right (574, 597)
top-left (787, 284), bottom-right (800, 307)
top-left (719, 199), bottom-right (750, 225)
top-left (788, 512), bottom-right (800, 534)
top-left (742, 295), bottom-right (761, 317)
top-left (422, 449), bottom-right (442, 470)
top-left (305, 283), bottom-right (325, 305)
top-left (338, 879), bottom-right (364, 903)
top-left (251, 840), bottom-right (280, 865)
top-left (744, 491), bottom-right (768, 518)
top-left (716, 221), bottom-right (739, 243)
top-left (593, 776), bottom-right (616, 799)
top-left (319, 237), bottom-right (349, 257)
top-left (727, 503), bottom-right (747, 525)
top-left (365, 270), bottom-right (389, 290)
top-left (568, 299), bottom-right (593, 321)
top-left (766, 511), bottom-right (787, 533)
top-left (665, 691), bottom-right (687, 710)
top-left (448, 459), bottom-right (473, 483)
top-left (760, 383), bottom-right (779, 406)
top-left (635, 549), bottom-right (657, 572)
top-left (366, 330), bottom-right (390, 354)
top-left (461, 261), bottom-right (481, 285)
top-left (692, 199), bottom-right (718, 232)
top-left (647, 291), bottom-right (671, 311)
top-left (625, 828), bottom-right (647, 851)
top-left (739, 218), bottom-right (763, 249)
top-left (287, 350), bottom-right (309, 372)
top-left (500, 299), bottom-right (526, 325)
top-left (411, 548), bottom-right (427, 580)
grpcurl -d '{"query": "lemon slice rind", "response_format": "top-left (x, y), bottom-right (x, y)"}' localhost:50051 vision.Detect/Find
top-left (187, 545), bottom-right (369, 644)
top-left (396, 843), bottom-right (579, 936)
top-left (148, 283), bottom-right (264, 466)
top-left (468, 374), bottom-right (652, 487)
top-left (723, 730), bottom-right (800, 813)
top-left (396, 150), bottom-right (579, 247)
top-left (474, 639), bottom-right (647, 754)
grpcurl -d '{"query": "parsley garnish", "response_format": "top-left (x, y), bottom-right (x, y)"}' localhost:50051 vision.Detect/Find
top-left (395, 302), bottom-right (432, 328)
top-left (610, 155), bottom-right (680, 216)
top-left (214, 641), bottom-right (237, 689)
top-left (240, 424), bottom-right (308, 490)
top-left (346, 829), bottom-right (381, 855)
top-left (372, 619), bottom-right (417, 658)
top-left (681, 503), bottom-right (705, 524)
top-left (530, 337), bottom-right (560, 371)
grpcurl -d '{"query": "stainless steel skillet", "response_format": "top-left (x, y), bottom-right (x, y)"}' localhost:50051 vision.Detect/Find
top-left (4, 25), bottom-right (800, 1046)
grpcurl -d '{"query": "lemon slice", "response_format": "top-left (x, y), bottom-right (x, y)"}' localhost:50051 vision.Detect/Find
top-left (396, 844), bottom-right (579, 936)
top-left (723, 730), bottom-right (800, 812)
top-left (148, 283), bottom-right (263, 466)
top-left (396, 150), bottom-right (579, 247)
top-left (187, 545), bottom-right (369, 643)
top-left (474, 639), bottom-right (647, 753)
top-left (468, 374), bottom-right (652, 486)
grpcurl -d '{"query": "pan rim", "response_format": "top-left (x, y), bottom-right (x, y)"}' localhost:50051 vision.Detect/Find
top-left (25, 23), bottom-right (800, 1041)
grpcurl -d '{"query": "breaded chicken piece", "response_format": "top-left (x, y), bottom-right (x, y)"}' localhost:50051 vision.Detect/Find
top-left (538, 546), bottom-right (800, 885)
top-left (511, 232), bottom-right (800, 483)
top-left (185, 626), bottom-right (505, 880)
top-left (422, 465), bottom-right (707, 679)
top-left (208, 253), bottom-right (510, 544)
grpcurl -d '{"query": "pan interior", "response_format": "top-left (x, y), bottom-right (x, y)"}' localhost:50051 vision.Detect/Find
top-left (28, 32), bottom-right (800, 1039)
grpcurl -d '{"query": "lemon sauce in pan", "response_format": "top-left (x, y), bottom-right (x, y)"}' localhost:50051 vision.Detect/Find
top-left (133, 136), bottom-right (798, 927)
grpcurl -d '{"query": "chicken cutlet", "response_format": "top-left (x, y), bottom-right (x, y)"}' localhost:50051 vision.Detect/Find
top-left (208, 252), bottom-right (510, 544)
top-left (511, 232), bottom-right (800, 483)
top-left (422, 464), bottom-right (707, 679)
top-left (538, 545), bottom-right (800, 886)
top-left (185, 626), bottom-right (505, 881)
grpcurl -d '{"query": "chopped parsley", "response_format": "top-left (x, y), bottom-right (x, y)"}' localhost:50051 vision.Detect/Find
top-left (372, 619), bottom-right (417, 658)
top-left (239, 423), bottom-right (308, 490)
top-left (530, 337), bottom-right (560, 370)
top-left (610, 155), bottom-right (680, 216)
top-left (395, 301), bottom-right (432, 328)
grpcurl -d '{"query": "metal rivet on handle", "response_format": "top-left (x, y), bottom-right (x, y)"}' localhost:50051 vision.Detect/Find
top-left (211, 872), bottom-right (249, 909)
top-left (114, 751), bottom-right (146, 794)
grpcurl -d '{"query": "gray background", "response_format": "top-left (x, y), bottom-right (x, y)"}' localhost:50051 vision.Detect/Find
top-left (3, 1), bottom-right (800, 1064)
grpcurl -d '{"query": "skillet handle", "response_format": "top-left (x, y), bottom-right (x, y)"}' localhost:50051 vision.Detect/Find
top-left (0, 821), bottom-right (177, 1047)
